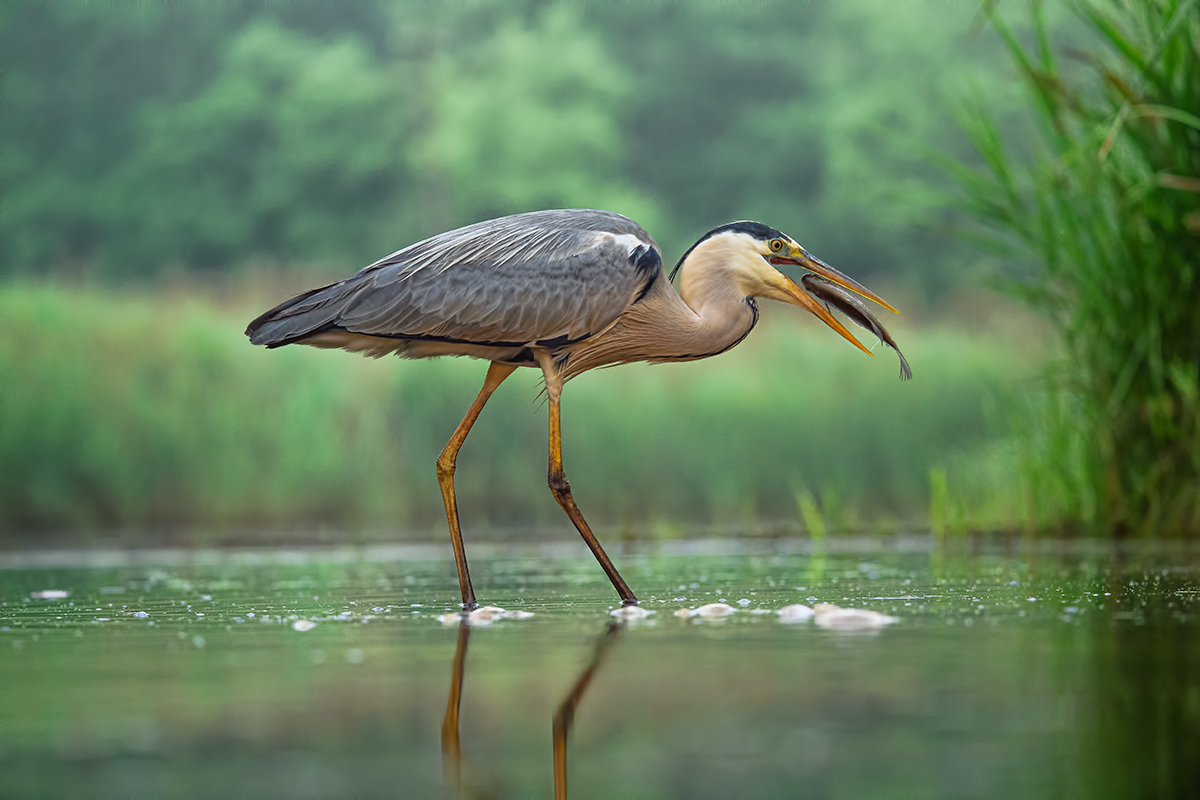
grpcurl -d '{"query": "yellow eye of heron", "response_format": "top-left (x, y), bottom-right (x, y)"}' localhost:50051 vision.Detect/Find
top-left (769, 238), bottom-right (784, 252)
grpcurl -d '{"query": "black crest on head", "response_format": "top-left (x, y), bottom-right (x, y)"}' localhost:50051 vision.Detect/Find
top-left (670, 221), bottom-right (785, 281)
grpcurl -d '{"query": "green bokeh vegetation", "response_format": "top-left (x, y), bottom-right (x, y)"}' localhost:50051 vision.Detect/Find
top-left (0, 282), bottom-right (1036, 542)
top-left (1, 2), bottom-right (1194, 540)
top-left (0, 1), bottom-right (1029, 285)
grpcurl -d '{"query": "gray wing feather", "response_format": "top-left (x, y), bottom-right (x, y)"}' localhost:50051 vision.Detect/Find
top-left (248, 210), bottom-right (659, 348)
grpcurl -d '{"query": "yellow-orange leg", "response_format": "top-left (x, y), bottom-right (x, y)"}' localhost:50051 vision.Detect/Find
top-left (538, 356), bottom-right (638, 606)
top-left (437, 362), bottom-right (516, 610)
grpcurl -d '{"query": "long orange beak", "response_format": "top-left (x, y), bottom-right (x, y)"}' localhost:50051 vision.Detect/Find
top-left (774, 274), bottom-right (873, 357)
top-left (770, 245), bottom-right (899, 315)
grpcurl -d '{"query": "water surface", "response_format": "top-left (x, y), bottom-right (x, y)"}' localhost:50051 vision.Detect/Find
top-left (2, 539), bottom-right (1198, 798)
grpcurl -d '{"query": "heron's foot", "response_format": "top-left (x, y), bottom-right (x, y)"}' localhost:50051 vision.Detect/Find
top-left (437, 605), bottom-right (534, 626)
top-left (610, 605), bottom-right (655, 621)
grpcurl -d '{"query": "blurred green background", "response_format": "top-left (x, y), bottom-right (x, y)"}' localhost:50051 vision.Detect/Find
top-left (2, 1), bottom-right (1194, 544)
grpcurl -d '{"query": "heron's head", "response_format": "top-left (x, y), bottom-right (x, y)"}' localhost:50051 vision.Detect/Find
top-left (673, 221), bottom-right (899, 357)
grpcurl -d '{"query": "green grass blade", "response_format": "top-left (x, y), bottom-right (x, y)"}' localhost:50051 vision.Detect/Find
top-left (1135, 103), bottom-right (1200, 131)
top-left (1083, 4), bottom-right (1148, 74)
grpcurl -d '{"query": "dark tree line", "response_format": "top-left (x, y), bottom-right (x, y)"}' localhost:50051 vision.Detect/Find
top-left (1, 2), bottom-right (1020, 291)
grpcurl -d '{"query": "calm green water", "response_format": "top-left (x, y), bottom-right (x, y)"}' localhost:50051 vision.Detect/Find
top-left (2, 540), bottom-right (1198, 799)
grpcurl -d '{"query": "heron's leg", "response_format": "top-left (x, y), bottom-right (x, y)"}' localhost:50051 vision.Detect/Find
top-left (538, 359), bottom-right (638, 606)
top-left (437, 361), bottom-right (516, 610)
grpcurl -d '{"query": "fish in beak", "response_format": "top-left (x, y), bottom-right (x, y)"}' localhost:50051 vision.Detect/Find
top-left (801, 274), bottom-right (912, 380)
top-left (769, 243), bottom-right (912, 380)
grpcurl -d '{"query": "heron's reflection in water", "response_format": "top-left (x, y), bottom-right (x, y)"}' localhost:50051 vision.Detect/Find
top-left (441, 620), bottom-right (625, 800)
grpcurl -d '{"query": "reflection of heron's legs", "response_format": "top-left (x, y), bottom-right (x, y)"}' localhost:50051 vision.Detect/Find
top-left (441, 621), bottom-right (471, 793)
top-left (437, 362), bottom-right (517, 610)
top-left (553, 621), bottom-right (625, 800)
top-left (538, 360), bottom-right (637, 606)
top-left (441, 623), bottom-right (502, 800)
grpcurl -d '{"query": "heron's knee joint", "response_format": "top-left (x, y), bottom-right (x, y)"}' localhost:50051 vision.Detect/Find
top-left (548, 471), bottom-right (571, 496)
top-left (436, 457), bottom-right (456, 480)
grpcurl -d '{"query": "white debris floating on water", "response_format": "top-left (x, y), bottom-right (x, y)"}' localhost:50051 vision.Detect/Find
top-left (435, 606), bottom-right (536, 627)
top-left (776, 604), bottom-right (816, 623)
top-left (291, 620), bottom-right (318, 632)
top-left (812, 603), bottom-right (899, 630)
top-left (610, 605), bottom-right (656, 620)
top-left (31, 590), bottom-right (70, 600)
top-left (676, 602), bottom-right (738, 619)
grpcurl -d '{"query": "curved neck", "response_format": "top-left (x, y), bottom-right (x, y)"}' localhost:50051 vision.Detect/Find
top-left (678, 235), bottom-right (755, 319)
top-left (558, 238), bottom-right (761, 381)
top-left (623, 242), bottom-right (760, 361)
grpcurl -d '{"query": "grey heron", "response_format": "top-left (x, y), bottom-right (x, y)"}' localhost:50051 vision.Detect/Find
top-left (247, 209), bottom-right (910, 609)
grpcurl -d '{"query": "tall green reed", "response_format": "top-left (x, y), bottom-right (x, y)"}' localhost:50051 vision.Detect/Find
top-left (950, 0), bottom-right (1200, 534)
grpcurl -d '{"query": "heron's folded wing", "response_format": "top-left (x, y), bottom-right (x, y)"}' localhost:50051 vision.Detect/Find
top-left (337, 213), bottom-right (661, 347)
top-left (247, 210), bottom-right (660, 349)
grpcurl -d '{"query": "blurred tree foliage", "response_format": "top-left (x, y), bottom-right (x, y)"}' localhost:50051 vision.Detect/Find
top-left (2, 1), bottom-right (1025, 287)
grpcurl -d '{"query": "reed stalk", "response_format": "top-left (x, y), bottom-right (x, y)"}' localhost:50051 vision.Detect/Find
top-left (950, 0), bottom-right (1200, 534)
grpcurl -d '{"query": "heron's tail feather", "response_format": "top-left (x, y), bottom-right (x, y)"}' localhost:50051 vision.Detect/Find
top-left (245, 279), bottom-right (366, 348)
